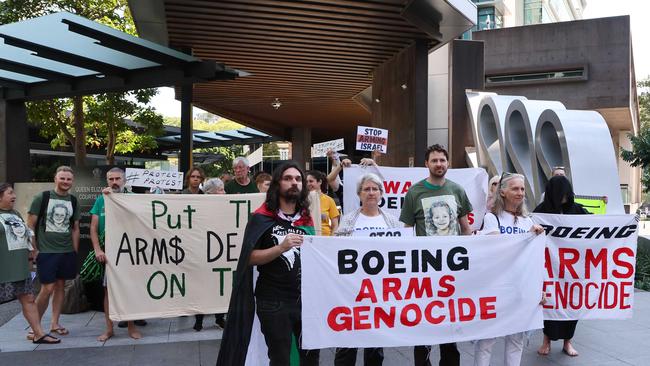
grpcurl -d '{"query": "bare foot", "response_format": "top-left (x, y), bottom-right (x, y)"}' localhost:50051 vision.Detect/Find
top-left (537, 342), bottom-right (551, 356)
top-left (563, 341), bottom-right (579, 357)
top-left (127, 325), bottom-right (142, 340)
top-left (97, 331), bottom-right (113, 342)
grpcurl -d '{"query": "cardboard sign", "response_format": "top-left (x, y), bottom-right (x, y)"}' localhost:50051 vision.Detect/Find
top-left (105, 193), bottom-right (265, 320)
top-left (356, 126), bottom-right (388, 153)
top-left (125, 168), bottom-right (184, 190)
top-left (312, 138), bottom-right (345, 158)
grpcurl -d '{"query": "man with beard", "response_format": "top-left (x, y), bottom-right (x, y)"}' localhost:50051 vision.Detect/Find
top-left (28, 165), bottom-right (80, 338)
top-left (399, 144), bottom-right (472, 366)
top-left (89, 168), bottom-right (143, 341)
top-left (217, 161), bottom-right (319, 366)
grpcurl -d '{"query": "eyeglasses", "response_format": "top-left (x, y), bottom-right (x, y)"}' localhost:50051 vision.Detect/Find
top-left (361, 186), bottom-right (381, 192)
top-left (2, 219), bottom-right (22, 227)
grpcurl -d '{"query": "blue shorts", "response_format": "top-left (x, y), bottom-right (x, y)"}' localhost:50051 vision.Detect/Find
top-left (36, 252), bottom-right (77, 284)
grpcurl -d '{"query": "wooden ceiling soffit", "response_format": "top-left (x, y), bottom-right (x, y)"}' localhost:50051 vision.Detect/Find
top-left (150, 0), bottom-right (476, 140)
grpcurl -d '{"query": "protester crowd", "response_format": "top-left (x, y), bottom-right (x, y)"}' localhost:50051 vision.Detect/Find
top-left (0, 144), bottom-right (589, 366)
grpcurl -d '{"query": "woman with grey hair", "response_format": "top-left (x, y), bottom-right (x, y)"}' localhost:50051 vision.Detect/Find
top-left (203, 178), bottom-right (225, 194)
top-left (473, 172), bottom-right (544, 366)
top-left (333, 173), bottom-right (402, 365)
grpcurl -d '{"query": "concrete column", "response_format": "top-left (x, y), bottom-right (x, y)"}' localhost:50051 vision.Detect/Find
top-left (0, 99), bottom-right (30, 182)
top-left (290, 127), bottom-right (311, 170)
top-left (179, 84), bottom-right (193, 174)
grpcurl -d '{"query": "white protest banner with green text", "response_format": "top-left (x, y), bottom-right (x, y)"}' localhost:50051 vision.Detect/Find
top-left (105, 193), bottom-right (264, 321)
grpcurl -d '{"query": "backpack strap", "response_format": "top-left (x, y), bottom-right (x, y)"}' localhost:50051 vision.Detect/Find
top-left (70, 194), bottom-right (78, 225)
top-left (36, 190), bottom-right (50, 230)
top-left (34, 190), bottom-right (50, 241)
top-left (495, 215), bottom-right (501, 233)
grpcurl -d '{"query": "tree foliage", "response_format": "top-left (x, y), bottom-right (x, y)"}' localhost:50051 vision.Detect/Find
top-left (621, 77), bottom-right (650, 193)
top-left (163, 116), bottom-right (244, 132)
top-left (0, 0), bottom-right (163, 166)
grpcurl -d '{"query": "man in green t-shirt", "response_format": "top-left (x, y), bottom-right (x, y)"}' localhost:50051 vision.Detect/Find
top-left (90, 167), bottom-right (143, 341)
top-left (224, 156), bottom-right (259, 194)
top-left (27, 166), bottom-right (80, 337)
top-left (399, 144), bottom-right (472, 366)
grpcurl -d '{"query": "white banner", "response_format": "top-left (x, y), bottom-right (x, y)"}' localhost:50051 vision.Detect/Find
top-left (343, 166), bottom-right (488, 230)
top-left (125, 168), bottom-right (184, 190)
top-left (105, 193), bottom-right (265, 321)
top-left (312, 138), bottom-right (345, 158)
top-left (301, 233), bottom-right (545, 348)
top-left (533, 213), bottom-right (638, 320)
top-left (356, 126), bottom-right (388, 153)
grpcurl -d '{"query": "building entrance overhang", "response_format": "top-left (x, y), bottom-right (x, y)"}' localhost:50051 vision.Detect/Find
top-left (0, 11), bottom-right (239, 101)
top-left (130, 0), bottom-right (476, 141)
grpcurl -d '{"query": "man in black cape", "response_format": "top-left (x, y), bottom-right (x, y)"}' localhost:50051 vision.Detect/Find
top-left (217, 161), bottom-right (318, 366)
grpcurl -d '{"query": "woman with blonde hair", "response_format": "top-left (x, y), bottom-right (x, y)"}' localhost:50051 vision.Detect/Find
top-left (473, 172), bottom-right (544, 366)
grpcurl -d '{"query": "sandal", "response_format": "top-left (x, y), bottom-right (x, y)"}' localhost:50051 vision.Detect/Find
top-left (26, 330), bottom-right (34, 341)
top-left (50, 327), bottom-right (69, 336)
top-left (33, 333), bottom-right (61, 344)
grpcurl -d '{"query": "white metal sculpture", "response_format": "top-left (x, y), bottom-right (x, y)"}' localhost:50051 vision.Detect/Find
top-left (467, 91), bottom-right (624, 214)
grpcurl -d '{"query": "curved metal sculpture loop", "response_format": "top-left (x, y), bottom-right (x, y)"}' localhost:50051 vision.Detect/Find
top-left (466, 91), bottom-right (623, 214)
top-left (505, 99), bottom-right (565, 204)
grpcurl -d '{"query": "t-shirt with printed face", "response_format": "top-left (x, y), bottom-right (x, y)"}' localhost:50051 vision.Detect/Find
top-left (399, 179), bottom-right (472, 237)
top-left (254, 218), bottom-right (306, 301)
top-left (480, 211), bottom-right (533, 235)
top-left (28, 190), bottom-right (80, 253)
top-left (0, 209), bottom-right (31, 283)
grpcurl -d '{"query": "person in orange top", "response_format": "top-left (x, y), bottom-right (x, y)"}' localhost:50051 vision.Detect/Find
top-left (306, 170), bottom-right (339, 236)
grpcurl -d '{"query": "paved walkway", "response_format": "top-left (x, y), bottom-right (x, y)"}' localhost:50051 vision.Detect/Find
top-left (1, 291), bottom-right (649, 365)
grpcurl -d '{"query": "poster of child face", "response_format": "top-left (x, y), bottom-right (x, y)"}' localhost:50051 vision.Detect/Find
top-left (1, 213), bottom-right (30, 251)
top-left (421, 195), bottom-right (459, 236)
top-left (46, 199), bottom-right (73, 233)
